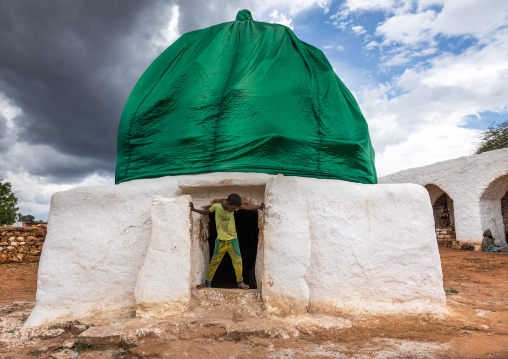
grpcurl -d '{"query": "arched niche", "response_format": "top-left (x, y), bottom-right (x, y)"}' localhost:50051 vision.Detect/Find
top-left (424, 184), bottom-right (456, 242)
top-left (480, 173), bottom-right (508, 245)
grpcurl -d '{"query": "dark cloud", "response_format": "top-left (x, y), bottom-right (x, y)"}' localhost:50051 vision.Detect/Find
top-left (0, 112), bottom-right (9, 152)
top-left (176, 1), bottom-right (248, 34)
top-left (0, 0), bottom-right (176, 181)
top-left (0, 0), bottom-right (305, 219)
top-left (0, 0), bottom-right (267, 185)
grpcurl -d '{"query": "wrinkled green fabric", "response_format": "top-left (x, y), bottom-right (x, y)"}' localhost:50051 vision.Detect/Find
top-left (115, 9), bottom-right (377, 184)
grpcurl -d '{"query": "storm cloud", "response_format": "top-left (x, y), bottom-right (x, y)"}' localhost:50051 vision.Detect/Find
top-left (0, 0), bottom-right (305, 218)
top-left (0, 0), bottom-right (180, 182)
top-left (4, 0), bottom-right (501, 222)
top-left (0, 0), bottom-right (284, 185)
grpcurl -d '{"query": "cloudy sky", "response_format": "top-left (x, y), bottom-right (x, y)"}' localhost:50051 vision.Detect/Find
top-left (0, 0), bottom-right (507, 220)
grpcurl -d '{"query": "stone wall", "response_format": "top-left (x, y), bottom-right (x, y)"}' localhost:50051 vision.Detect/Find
top-left (0, 224), bottom-right (46, 263)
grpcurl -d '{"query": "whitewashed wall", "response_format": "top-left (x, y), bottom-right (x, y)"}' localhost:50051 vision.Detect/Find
top-left (263, 176), bottom-right (446, 316)
top-left (379, 148), bottom-right (508, 246)
top-left (135, 196), bottom-right (192, 318)
top-left (25, 177), bottom-right (181, 327)
top-left (25, 172), bottom-right (446, 327)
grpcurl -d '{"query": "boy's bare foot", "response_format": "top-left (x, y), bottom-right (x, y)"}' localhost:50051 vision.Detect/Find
top-left (197, 283), bottom-right (210, 289)
top-left (238, 282), bottom-right (249, 290)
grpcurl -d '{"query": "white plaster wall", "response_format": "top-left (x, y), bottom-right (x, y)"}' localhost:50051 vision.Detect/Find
top-left (425, 184), bottom-right (445, 205)
top-left (25, 173), bottom-right (270, 327)
top-left (255, 214), bottom-right (265, 290)
top-left (379, 148), bottom-right (508, 245)
top-left (447, 196), bottom-right (455, 226)
top-left (263, 175), bottom-right (311, 316)
top-left (189, 213), bottom-right (210, 288)
top-left (25, 173), bottom-right (272, 327)
top-left (135, 196), bottom-right (192, 318)
top-left (480, 173), bottom-right (508, 246)
top-left (297, 177), bottom-right (446, 315)
top-left (24, 177), bottom-right (183, 327)
top-left (25, 171), bottom-right (447, 326)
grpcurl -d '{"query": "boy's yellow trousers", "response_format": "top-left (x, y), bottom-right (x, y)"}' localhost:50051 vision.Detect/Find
top-left (204, 238), bottom-right (244, 285)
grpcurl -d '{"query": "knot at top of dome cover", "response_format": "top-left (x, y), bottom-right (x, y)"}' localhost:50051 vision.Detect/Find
top-left (115, 10), bottom-right (377, 184)
top-left (236, 9), bottom-right (253, 21)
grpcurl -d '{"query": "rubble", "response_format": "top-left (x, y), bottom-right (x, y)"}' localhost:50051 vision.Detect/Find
top-left (0, 225), bottom-right (46, 263)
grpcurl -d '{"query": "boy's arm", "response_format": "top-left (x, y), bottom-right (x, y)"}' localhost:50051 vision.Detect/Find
top-left (190, 202), bottom-right (211, 215)
top-left (239, 202), bottom-right (265, 211)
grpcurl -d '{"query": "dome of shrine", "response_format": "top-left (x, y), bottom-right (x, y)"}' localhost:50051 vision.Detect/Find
top-left (115, 10), bottom-right (377, 184)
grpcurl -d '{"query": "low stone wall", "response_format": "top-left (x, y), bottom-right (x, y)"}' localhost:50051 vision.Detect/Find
top-left (0, 224), bottom-right (47, 263)
top-left (436, 227), bottom-right (456, 242)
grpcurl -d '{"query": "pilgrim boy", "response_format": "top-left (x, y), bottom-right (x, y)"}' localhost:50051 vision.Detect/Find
top-left (190, 193), bottom-right (265, 290)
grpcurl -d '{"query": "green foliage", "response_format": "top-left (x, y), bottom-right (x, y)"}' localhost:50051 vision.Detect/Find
top-left (26, 349), bottom-right (46, 356)
top-left (0, 179), bottom-right (19, 225)
top-left (73, 341), bottom-right (89, 352)
top-left (475, 120), bottom-right (508, 154)
top-left (445, 289), bottom-right (459, 296)
top-left (73, 340), bottom-right (105, 352)
top-left (22, 214), bottom-right (35, 223)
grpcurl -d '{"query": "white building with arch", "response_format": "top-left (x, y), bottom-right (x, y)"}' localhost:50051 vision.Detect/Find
top-left (379, 148), bottom-right (508, 247)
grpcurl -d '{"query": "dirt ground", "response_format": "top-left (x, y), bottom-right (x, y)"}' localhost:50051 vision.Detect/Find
top-left (0, 243), bottom-right (507, 358)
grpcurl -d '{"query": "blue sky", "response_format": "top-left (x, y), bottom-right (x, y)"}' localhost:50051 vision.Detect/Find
top-left (0, 0), bottom-right (507, 220)
top-left (277, 0), bottom-right (508, 173)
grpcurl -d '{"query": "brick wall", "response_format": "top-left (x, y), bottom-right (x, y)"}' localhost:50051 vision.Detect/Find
top-left (0, 224), bottom-right (46, 263)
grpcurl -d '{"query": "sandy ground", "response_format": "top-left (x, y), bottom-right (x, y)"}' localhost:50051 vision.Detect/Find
top-left (0, 243), bottom-right (507, 358)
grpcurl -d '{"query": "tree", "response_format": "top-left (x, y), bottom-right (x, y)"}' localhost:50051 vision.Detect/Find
top-left (22, 214), bottom-right (35, 223)
top-left (475, 120), bottom-right (508, 154)
top-left (0, 179), bottom-right (20, 225)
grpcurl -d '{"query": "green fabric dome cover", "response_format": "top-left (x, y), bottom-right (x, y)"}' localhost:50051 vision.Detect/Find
top-left (115, 10), bottom-right (377, 184)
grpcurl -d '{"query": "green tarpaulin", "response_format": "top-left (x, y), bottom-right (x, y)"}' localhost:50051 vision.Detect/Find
top-left (116, 10), bottom-right (377, 184)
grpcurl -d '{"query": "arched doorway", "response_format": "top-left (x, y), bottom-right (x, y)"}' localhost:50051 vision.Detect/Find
top-left (424, 184), bottom-right (456, 242)
top-left (480, 173), bottom-right (508, 246)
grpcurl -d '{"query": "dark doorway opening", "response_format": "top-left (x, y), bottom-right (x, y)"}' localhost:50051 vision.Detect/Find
top-left (207, 210), bottom-right (259, 289)
top-left (432, 192), bottom-right (456, 242)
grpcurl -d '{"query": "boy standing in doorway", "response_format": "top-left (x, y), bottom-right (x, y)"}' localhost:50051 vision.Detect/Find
top-left (190, 193), bottom-right (265, 290)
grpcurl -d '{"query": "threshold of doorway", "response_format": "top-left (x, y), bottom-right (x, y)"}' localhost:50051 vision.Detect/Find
top-left (191, 288), bottom-right (264, 318)
top-left (192, 288), bottom-right (261, 301)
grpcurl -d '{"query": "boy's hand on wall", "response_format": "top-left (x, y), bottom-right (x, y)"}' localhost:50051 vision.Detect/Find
top-left (189, 202), bottom-right (195, 211)
top-left (259, 202), bottom-right (265, 210)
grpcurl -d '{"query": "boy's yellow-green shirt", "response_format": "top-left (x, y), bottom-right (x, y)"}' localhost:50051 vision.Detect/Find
top-left (210, 203), bottom-right (238, 241)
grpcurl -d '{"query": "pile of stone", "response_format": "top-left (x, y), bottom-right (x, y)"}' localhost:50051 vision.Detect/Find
top-left (436, 227), bottom-right (456, 242)
top-left (0, 224), bottom-right (46, 263)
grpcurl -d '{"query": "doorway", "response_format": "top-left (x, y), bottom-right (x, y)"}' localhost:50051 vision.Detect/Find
top-left (207, 210), bottom-right (259, 289)
top-left (432, 192), bottom-right (456, 241)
